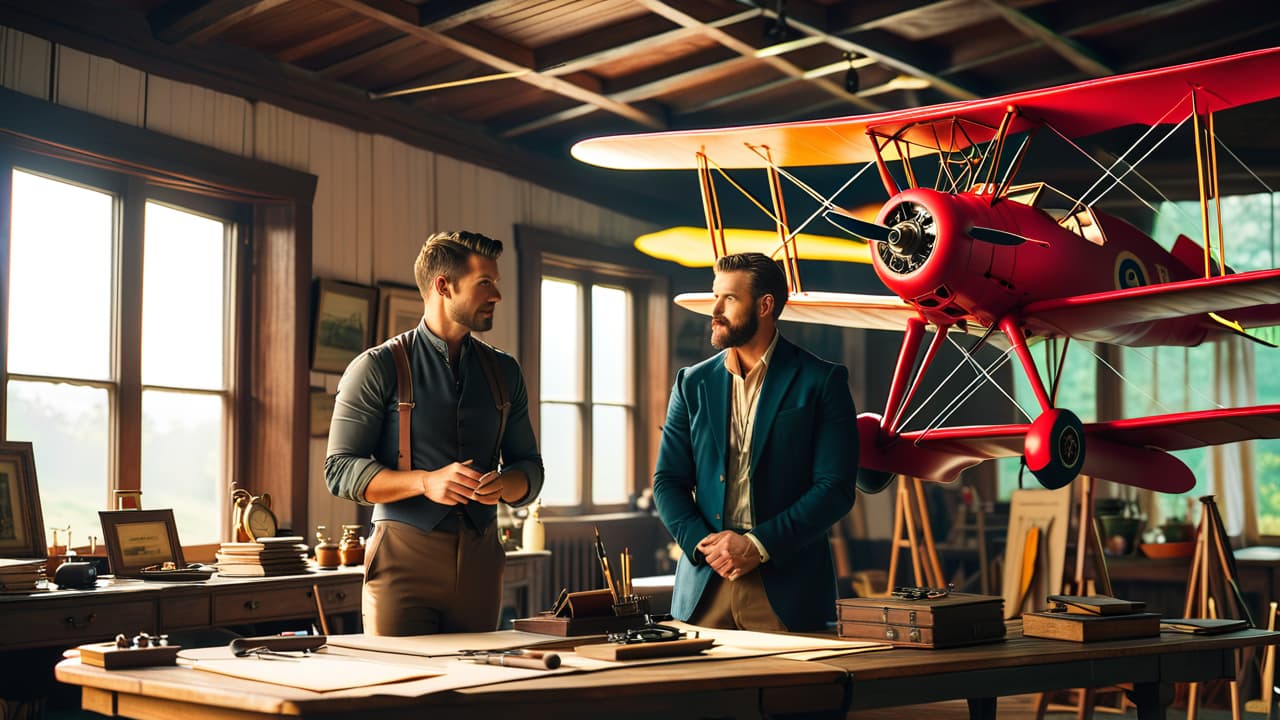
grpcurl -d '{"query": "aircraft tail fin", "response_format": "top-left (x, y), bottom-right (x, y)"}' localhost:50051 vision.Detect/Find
top-left (1171, 233), bottom-right (1233, 276)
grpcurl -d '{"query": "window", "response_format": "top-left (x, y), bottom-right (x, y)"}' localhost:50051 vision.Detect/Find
top-left (4, 158), bottom-right (244, 546)
top-left (517, 227), bottom-right (668, 514)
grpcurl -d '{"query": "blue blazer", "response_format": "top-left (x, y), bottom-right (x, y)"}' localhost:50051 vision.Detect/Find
top-left (653, 336), bottom-right (858, 631)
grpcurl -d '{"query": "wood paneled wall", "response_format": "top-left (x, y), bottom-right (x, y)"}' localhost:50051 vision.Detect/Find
top-left (0, 25), bottom-right (660, 538)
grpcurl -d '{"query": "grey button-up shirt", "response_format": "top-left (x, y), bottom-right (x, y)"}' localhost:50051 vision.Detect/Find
top-left (324, 320), bottom-right (543, 533)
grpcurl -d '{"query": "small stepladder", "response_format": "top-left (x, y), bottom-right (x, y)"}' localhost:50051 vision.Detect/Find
top-left (883, 476), bottom-right (945, 593)
top-left (1183, 495), bottom-right (1255, 720)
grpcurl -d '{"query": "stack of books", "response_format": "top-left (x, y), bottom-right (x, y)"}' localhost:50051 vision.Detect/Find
top-left (0, 558), bottom-right (46, 593)
top-left (215, 536), bottom-right (310, 576)
top-left (1022, 594), bottom-right (1160, 642)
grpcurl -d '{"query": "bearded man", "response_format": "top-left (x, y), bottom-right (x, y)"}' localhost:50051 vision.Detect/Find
top-left (653, 252), bottom-right (858, 631)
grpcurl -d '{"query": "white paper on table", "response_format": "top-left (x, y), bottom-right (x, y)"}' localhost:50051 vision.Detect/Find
top-left (188, 653), bottom-right (443, 692)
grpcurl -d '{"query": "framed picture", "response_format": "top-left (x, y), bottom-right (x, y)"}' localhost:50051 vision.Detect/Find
top-left (0, 441), bottom-right (45, 559)
top-left (310, 389), bottom-right (337, 437)
top-left (311, 279), bottom-right (378, 373)
top-left (98, 509), bottom-right (184, 577)
top-left (378, 282), bottom-right (422, 342)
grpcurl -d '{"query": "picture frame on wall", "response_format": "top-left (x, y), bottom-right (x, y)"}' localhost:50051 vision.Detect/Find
top-left (98, 509), bottom-right (184, 577)
top-left (378, 283), bottom-right (422, 342)
top-left (0, 441), bottom-right (45, 559)
top-left (309, 389), bottom-right (337, 437)
top-left (311, 279), bottom-right (378, 373)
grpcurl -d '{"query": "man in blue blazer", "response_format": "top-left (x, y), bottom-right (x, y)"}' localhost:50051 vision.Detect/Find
top-left (654, 253), bottom-right (858, 632)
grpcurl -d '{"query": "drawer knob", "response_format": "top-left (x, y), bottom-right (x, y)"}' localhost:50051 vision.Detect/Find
top-left (335, 591), bottom-right (346, 601)
top-left (65, 613), bottom-right (97, 629)
top-left (244, 600), bottom-right (260, 610)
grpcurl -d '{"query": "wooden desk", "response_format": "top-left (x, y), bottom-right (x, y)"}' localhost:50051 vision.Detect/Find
top-left (824, 625), bottom-right (1278, 720)
top-left (53, 626), bottom-right (1279, 720)
top-left (0, 568), bottom-right (365, 653)
top-left (55, 654), bottom-right (847, 720)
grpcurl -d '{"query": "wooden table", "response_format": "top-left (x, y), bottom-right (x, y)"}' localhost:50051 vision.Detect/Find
top-left (53, 626), bottom-right (1280, 720)
top-left (824, 625), bottom-right (1278, 720)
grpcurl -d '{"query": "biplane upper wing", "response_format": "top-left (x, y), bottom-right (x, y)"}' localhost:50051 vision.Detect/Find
top-left (876, 405), bottom-right (1280, 493)
top-left (572, 47), bottom-right (1280, 171)
top-left (676, 291), bottom-right (925, 333)
top-left (1020, 268), bottom-right (1280, 345)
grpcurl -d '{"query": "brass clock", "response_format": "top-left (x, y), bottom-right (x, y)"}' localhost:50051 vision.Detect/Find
top-left (231, 488), bottom-right (278, 542)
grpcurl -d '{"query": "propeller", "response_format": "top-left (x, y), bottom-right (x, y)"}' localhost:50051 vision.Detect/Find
top-left (823, 209), bottom-right (891, 241)
top-left (968, 226), bottom-right (1049, 247)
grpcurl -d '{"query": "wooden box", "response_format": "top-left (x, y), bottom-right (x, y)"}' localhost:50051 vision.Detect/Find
top-left (512, 613), bottom-right (646, 637)
top-left (78, 642), bottom-right (181, 669)
top-left (1022, 611), bottom-right (1161, 642)
top-left (836, 593), bottom-right (1006, 649)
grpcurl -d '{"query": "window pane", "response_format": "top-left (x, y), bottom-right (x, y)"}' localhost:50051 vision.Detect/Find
top-left (5, 380), bottom-right (109, 544)
top-left (591, 285), bottom-right (630, 404)
top-left (142, 203), bottom-right (227, 390)
top-left (8, 170), bottom-right (113, 380)
top-left (142, 390), bottom-right (223, 544)
top-left (591, 404), bottom-right (629, 505)
top-left (538, 402), bottom-right (580, 506)
top-left (540, 278), bottom-right (581, 401)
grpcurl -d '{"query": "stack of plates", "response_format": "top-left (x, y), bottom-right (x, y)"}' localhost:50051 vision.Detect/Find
top-left (0, 558), bottom-right (46, 593)
top-left (215, 536), bottom-right (310, 576)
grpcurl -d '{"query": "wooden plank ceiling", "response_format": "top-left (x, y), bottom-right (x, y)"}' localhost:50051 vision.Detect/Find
top-left (4, 0), bottom-right (1279, 223)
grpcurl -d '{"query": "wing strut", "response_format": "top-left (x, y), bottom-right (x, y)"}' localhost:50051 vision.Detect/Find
top-left (763, 146), bottom-right (802, 293)
top-left (695, 151), bottom-right (727, 259)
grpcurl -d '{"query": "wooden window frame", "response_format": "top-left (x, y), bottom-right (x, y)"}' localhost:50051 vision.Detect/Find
top-left (0, 87), bottom-right (316, 549)
top-left (516, 225), bottom-right (669, 517)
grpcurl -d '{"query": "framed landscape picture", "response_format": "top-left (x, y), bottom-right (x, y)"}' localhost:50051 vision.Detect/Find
top-left (98, 509), bottom-right (184, 577)
top-left (378, 283), bottom-right (422, 342)
top-left (0, 441), bottom-right (45, 559)
top-left (311, 279), bottom-right (378, 373)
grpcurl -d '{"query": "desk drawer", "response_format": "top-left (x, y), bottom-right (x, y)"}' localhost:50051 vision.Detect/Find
top-left (213, 586), bottom-right (317, 625)
top-left (0, 600), bottom-right (154, 649)
top-left (315, 579), bottom-right (361, 614)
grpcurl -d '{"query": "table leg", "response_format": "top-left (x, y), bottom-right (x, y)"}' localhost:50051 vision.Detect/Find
top-left (967, 696), bottom-right (996, 720)
top-left (1131, 681), bottom-right (1174, 720)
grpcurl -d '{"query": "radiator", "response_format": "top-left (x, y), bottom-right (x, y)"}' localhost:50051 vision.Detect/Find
top-left (547, 534), bottom-right (602, 597)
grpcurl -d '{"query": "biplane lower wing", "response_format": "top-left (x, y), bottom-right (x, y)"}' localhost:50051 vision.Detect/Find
top-left (1020, 268), bottom-right (1280, 346)
top-left (860, 404), bottom-right (1280, 493)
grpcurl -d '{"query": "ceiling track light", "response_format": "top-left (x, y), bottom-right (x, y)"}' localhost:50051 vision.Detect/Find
top-left (844, 52), bottom-right (860, 94)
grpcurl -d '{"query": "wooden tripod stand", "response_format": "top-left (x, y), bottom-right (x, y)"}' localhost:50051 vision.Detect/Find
top-left (884, 476), bottom-right (944, 592)
top-left (1184, 495), bottom-right (1254, 720)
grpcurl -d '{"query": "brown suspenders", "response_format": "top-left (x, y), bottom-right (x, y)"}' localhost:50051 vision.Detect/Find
top-left (387, 330), bottom-right (511, 472)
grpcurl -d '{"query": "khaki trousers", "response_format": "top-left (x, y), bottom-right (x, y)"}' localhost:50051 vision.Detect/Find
top-left (361, 518), bottom-right (505, 636)
top-left (689, 569), bottom-right (787, 631)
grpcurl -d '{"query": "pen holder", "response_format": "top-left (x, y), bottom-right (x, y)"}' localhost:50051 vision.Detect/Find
top-left (612, 595), bottom-right (649, 617)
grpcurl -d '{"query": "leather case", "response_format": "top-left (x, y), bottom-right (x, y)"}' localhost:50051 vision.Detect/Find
top-left (836, 593), bottom-right (1007, 648)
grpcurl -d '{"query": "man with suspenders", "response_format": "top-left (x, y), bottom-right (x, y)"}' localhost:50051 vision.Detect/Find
top-left (326, 231), bottom-right (543, 635)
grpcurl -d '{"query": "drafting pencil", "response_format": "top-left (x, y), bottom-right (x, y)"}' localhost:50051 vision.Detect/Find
top-left (593, 525), bottom-right (619, 602)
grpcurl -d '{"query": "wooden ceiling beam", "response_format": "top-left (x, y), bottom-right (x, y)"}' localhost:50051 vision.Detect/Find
top-left (636, 0), bottom-right (884, 112)
top-left (148, 0), bottom-right (291, 45)
top-left (0, 0), bottom-right (695, 222)
top-left (977, 0), bottom-right (1112, 77)
top-left (536, 14), bottom-right (692, 75)
top-left (322, 0), bottom-right (666, 129)
top-left (316, 34), bottom-right (421, 79)
top-left (420, 0), bottom-right (520, 32)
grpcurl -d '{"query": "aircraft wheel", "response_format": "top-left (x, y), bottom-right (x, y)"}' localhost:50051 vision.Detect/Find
top-left (1024, 408), bottom-right (1085, 490)
top-left (856, 468), bottom-right (896, 494)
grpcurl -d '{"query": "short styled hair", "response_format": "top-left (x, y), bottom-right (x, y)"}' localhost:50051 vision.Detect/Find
top-left (414, 231), bottom-right (503, 297)
top-left (714, 252), bottom-right (788, 319)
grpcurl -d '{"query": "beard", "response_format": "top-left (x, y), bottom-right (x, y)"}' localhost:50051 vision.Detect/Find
top-left (448, 302), bottom-right (495, 332)
top-left (711, 311), bottom-right (757, 350)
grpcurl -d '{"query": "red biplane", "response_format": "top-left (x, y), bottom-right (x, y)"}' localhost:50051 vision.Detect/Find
top-left (573, 47), bottom-right (1280, 495)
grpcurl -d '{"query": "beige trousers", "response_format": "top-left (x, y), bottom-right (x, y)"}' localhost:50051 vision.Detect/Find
top-left (361, 518), bottom-right (505, 636)
top-left (689, 569), bottom-right (787, 631)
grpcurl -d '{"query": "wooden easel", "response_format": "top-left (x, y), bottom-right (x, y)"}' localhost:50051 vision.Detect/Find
top-left (884, 476), bottom-right (944, 592)
top-left (1184, 495), bottom-right (1254, 720)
